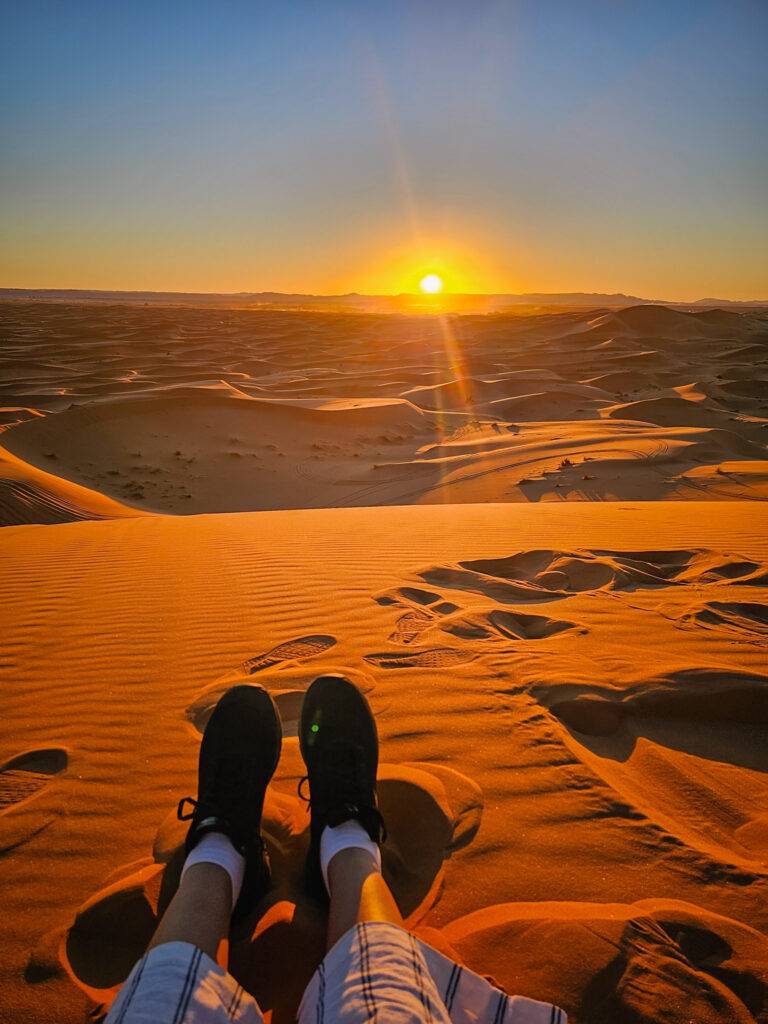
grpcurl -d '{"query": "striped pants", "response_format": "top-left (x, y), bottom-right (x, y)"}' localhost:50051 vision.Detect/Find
top-left (106, 921), bottom-right (566, 1024)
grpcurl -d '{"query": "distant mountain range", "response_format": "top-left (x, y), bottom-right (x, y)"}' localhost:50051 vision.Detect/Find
top-left (1, 287), bottom-right (766, 311)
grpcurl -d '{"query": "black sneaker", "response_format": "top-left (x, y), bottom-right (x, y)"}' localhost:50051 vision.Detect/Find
top-left (177, 684), bottom-right (282, 923)
top-left (298, 675), bottom-right (386, 898)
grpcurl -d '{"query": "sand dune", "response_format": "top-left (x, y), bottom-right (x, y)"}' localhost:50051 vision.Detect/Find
top-left (0, 445), bottom-right (148, 525)
top-left (0, 300), bottom-right (766, 522)
top-left (1, 386), bottom-right (440, 514)
top-left (606, 393), bottom-right (765, 431)
top-left (442, 898), bottom-right (768, 1024)
top-left (1, 299), bottom-right (767, 1023)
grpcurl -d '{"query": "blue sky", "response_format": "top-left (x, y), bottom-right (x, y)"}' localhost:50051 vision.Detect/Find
top-left (1, 1), bottom-right (766, 297)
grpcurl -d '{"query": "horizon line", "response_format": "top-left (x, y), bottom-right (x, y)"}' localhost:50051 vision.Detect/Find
top-left (3, 285), bottom-right (768, 306)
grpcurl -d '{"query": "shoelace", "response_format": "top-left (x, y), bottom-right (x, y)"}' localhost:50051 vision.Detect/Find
top-left (297, 739), bottom-right (361, 808)
top-left (177, 795), bottom-right (202, 821)
top-left (177, 754), bottom-right (262, 831)
top-left (297, 740), bottom-right (387, 842)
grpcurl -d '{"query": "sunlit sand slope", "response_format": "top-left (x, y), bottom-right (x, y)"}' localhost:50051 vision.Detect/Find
top-left (1, 301), bottom-right (766, 522)
top-left (0, 446), bottom-right (149, 525)
top-left (1, 501), bottom-right (766, 1022)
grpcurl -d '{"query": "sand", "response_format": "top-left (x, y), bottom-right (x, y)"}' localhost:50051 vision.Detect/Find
top-left (0, 300), bottom-right (767, 1023)
top-left (1, 301), bottom-right (767, 520)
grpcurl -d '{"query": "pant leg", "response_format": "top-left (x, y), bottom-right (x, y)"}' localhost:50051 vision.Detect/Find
top-left (105, 941), bottom-right (264, 1024)
top-left (298, 922), bottom-right (566, 1024)
top-left (298, 921), bottom-right (450, 1024)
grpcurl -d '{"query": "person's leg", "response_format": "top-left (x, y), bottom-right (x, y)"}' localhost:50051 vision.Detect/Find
top-left (148, 861), bottom-right (233, 962)
top-left (296, 677), bottom-right (567, 1024)
top-left (326, 845), bottom-right (402, 950)
top-left (104, 685), bottom-right (282, 1024)
top-left (174, 683), bottom-right (281, 930)
top-left (145, 685), bottom-right (281, 959)
top-left (298, 676), bottom-right (453, 1024)
top-left (297, 675), bottom-right (401, 949)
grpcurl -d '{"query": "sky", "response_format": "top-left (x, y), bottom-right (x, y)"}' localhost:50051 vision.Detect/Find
top-left (1, 1), bottom-right (767, 299)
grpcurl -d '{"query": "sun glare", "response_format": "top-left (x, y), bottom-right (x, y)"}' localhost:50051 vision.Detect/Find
top-left (419, 274), bottom-right (443, 294)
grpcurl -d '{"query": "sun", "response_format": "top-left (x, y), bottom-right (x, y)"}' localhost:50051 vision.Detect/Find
top-left (419, 273), bottom-right (443, 294)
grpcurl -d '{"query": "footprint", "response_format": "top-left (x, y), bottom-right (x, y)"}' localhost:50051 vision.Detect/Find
top-left (364, 648), bottom-right (476, 669)
top-left (459, 549), bottom-right (677, 594)
top-left (443, 609), bottom-right (584, 642)
top-left (682, 601), bottom-right (768, 638)
top-left (388, 609), bottom-right (435, 644)
top-left (376, 586), bottom-right (443, 607)
top-left (61, 861), bottom-right (165, 994)
top-left (547, 696), bottom-right (625, 737)
top-left (541, 669), bottom-right (768, 867)
top-left (546, 669), bottom-right (768, 735)
top-left (441, 898), bottom-right (768, 1024)
top-left (419, 565), bottom-right (553, 604)
top-left (376, 586), bottom-right (583, 646)
top-left (0, 748), bottom-right (68, 855)
top-left (0, 748), bottom-right (68, 813)
top-left (375, 587), bottom-right (459, 645)
top-left (484, 609), bottom-right (584, 640)
top-left (598, 549), bottom-right (768, 587)
top-left (420, 547), bottom-right (766, 603)
top-left (243, 634), bottom-right (336, 674)
top-left (397, 762), bottom-right (484, 853)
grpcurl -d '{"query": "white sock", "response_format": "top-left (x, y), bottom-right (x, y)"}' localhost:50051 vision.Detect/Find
top-left (180, 832), bottom-right (245, 911)
top-left (320, 820), bottom-right (382, 894)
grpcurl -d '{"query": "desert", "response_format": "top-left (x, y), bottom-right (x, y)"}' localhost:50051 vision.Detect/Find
top-left (1, 297), bottom-right (767, 1022)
